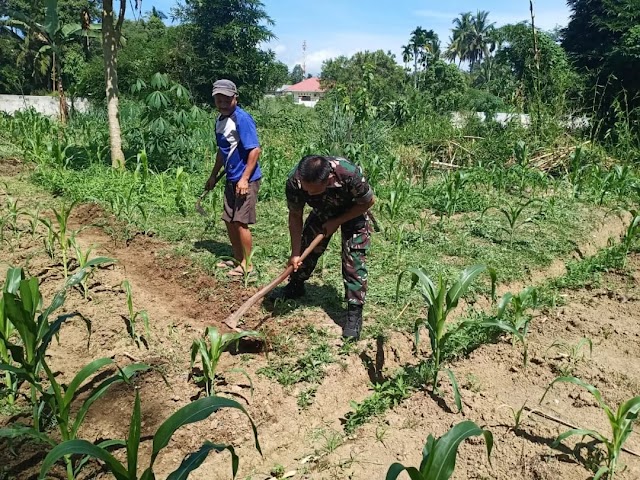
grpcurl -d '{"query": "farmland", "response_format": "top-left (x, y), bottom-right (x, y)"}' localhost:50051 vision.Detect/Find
top-left (2, 0), bottom-right (640, 478)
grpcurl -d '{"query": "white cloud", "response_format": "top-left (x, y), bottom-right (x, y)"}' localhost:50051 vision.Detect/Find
top-left (273, 44), bottom-right (287, 55)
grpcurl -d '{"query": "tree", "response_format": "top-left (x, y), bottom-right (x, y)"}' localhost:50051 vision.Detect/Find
top-left (320, 50), bottom-right (406, 105)
top-left (171, 0), bottom-right (275, 105)
top-left (494, 23), bottom-right (578, 114)
top-left (401, 27), bottom-right (440, 88)
top-left (289, 64), bottom-right (304, 84)
top-left (563, 0), bottom-right (640, 129)
top-left (2, 0), bottom-right (94, 122)
top-left (446, 11), bottom-right (495, 70)
top-left (102, 0), bottom-right (127, 168)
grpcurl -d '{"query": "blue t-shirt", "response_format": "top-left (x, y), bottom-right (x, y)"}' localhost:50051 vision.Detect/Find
top-left (215, 106), bottom-right (262, 183)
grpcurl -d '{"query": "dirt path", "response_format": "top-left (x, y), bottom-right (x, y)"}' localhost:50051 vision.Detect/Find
top-left (1, 166), bottom-right (639, 480)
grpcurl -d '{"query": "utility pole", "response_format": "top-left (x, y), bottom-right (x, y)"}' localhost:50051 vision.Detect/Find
top-left (302, 40), bottom-right (307, 76)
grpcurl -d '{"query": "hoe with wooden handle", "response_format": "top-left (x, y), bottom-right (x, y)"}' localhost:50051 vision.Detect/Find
top-left (224, 233), bottom-right (325, 330)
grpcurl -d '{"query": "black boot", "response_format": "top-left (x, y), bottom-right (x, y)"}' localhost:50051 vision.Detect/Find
top-left (269, 279), bottom-right (306, 301)
top-left (342, 304), bottom-right (363, 340)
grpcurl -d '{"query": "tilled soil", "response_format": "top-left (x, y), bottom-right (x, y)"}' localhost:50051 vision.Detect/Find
top-left (1, 165), bottom-right (639, 480)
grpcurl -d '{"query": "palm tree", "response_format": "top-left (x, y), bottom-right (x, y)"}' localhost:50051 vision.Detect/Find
top-left (403, 27), bottom-right (439, 87)
top-left (446, 12), bottom-right (473, 66)
top-left (401, 44), bottom-right (412, 71)
top-left (466, 10), bottom-right (496, 70)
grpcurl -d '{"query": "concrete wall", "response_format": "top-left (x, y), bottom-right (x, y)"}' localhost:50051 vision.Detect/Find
top-left (0, 95), bottom-right (90, 117)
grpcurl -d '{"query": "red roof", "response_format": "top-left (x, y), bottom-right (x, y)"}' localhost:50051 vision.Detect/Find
top-left (284, 77), bottom-right (323, 92)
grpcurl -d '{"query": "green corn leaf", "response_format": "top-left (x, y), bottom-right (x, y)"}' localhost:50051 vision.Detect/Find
top-left (422, 421), bottom-right (493, 480)
top-left (446, 265), bottom-right (487, 310)
top-left (166, 442), bottom-right (238, 480)
top-left (128, 392), bottom-right (141, 475)
top-left (553, 428), bottom-right (607, 447)
top-left (615, 396), bottom-right (640, 422)
top-left (4, 267), bottom-right (25, 294)
top-left (63, 358), bottom-right (114, 409)
top-left (149, 396), bottom-right (261, 467)
top-left (593, 465), bottom-right (610, 480)
top-left (385, 464), bottom-right (423, 480)
top-left (0, 425), bottom-right (56, 446)
top-left (446, 369), bottom-right (462, 413)
top-left (39, 439), bottom-right (129, 480)
top-left (540, 376), bottom-right (606, 410)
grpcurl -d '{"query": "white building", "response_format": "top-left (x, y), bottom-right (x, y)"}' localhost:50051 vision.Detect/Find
top-left (281, 77), bottom-right (325, 107)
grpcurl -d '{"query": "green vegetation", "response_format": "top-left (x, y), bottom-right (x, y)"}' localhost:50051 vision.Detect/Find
top-left (541, 376), bottom-right (640, 479)
top-left (385, 420), bottom-right (493, 480)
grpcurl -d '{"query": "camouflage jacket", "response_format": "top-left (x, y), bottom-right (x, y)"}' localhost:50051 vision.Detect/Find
top-left (286, 157), bottom-right (374, 218)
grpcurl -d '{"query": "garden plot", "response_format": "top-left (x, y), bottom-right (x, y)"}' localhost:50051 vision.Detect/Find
top-left (1, 159), bottom-right (639, 480)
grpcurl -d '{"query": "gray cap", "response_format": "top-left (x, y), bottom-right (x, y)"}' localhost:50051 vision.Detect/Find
top-left (212, 79), bottom-right (237, 97)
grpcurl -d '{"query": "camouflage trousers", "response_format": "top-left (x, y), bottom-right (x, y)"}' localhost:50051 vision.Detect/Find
top-left (291, 210), bottom-right (371, 305)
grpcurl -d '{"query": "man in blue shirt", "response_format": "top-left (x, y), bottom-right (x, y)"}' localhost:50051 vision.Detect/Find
top-left (205, 79), bottom-right (262, 277)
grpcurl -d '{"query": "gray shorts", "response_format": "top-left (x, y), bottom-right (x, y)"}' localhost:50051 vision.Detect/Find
top-left (222, 179), bottom-right (260, 225)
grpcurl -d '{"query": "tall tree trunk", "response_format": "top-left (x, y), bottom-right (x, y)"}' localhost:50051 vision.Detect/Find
top-left (57, 65), bottom-right (68, 124)
top-left (102, 0), bottom-right (125, 169)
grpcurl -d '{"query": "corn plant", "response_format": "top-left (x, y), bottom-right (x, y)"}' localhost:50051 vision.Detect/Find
top-left (482, 199), bottom-right (542, 247)
top-left (0, 262), bottom-right (110, 429)
top-left (385, 420), bottom-right (493, 480)
top-left (40, 218), bottom-right (58, 259)
top-left (68, 234), bottom-right (115, 299)
top-left (121, 280), bottom-right (150, 347)
top-left (175, 166), bottom-right (188, 216)
top-left (26, 207), bottom-right (41, 238)
top-left (541, 376), bottom-right (640, 479)
top-left (49, 201), bottom-right (78, 278)
top-left (468, 287), bottom-right (538, 367)
top-left (4, 197), bottom-right (24, 232)
top-left (440, 170), bottom-right (470, 220)
top-left (0, 359), bottom-right (149, 480)
top-left (191, 326), bottom-right (263, 396)
top-left (39, 391), bottom-right (261, 480)
top-left (0, 268), bottom-right (22, 406)
top-left (396, 265), bottom-right (496, 403)
top-left (621, 211), bottom-right (640, 266)
top-left (108, 184), bottom-right (148, 227)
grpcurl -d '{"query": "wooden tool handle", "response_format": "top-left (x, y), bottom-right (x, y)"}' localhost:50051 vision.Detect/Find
top-left (223, 233), bottom-right (325, 330)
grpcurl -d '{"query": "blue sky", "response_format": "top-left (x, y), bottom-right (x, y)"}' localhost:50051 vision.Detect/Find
top-left (141, 0), bottom-right (570, 74)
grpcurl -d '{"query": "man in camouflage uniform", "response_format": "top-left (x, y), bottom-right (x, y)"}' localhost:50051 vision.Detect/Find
top-left (270, 155), bottom-right (375, 340)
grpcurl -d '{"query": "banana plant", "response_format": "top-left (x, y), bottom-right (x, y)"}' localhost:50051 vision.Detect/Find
top-left (191, 326), bottom-right (263, 396)
top-left (397, 265), bottom-right (496, 404)
top-left (541, 376), bottom-right (640, 479)
top-left (39, 392), bottom-right (261, 480)
top-left (0, 359), bottom-right (149, 480)
top-left (386, 420), bottom-right (493, 480)
top-left (467, 287), bottom-right (538, 367)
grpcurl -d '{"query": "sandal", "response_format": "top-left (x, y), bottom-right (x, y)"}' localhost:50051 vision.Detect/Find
top-left (216, 260), bottom-right (236, 269)
top-left (227, 265), bottom-right (255, 277)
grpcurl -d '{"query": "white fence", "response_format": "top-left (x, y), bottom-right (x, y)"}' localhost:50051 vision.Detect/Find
top-left (0, 94), bottom-right (90, 117)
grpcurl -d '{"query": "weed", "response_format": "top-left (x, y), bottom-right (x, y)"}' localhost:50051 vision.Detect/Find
top-left (297, 386), bottom-right (318, 410)
top-left (546, 338), bottom-right (593, 376)
top-left (541, 376), bottom-right (640, 479)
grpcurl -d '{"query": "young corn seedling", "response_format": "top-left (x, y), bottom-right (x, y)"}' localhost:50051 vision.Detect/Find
top-left (175, 166), bottom-right (189, 216)
top-left (386, 420), bottom-right (492, 480)
top-left (545, 337), bottom-right (593, 376)
top-left (469, 287), bottom-right (538, 367)
top-left (0, 359), bottom-right (149, 480)
top-left (440, 170), bottom-right (470, 220)
top-left (621, 211), bottom-right (639, 266)
top-left (4, 197), bottom-right (24, 232)
top-left (40, 218), bottom-right (58, 260)
top-left (191, 326), bottom-right (263, 396)
top-left (27, 207), bottom-right (41, 238)
top-left (482, 199), bottom-right (542, 247)
top-left (540, 376), bottom-right (640, 480)
top-left (68, 233), bottom-right (115, 299)
top-left (39, 391), bottom-right (261, 480)
top-left (51, 201), bottom-right (78, 278)
top-left (397, 265), bottom-right (496, 409)
top-left (121, 280), bottom-right (150, 347)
